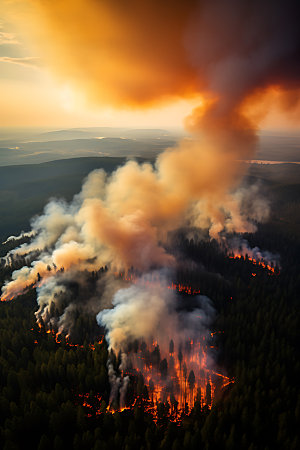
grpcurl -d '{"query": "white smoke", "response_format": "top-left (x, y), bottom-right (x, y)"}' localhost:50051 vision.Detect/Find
top-left (97, 280), bottom-right (172, 352)
top-left (1, 154), bottom-right (269, 306)
top-left (226, 236), bottom-right (280, 267)
top-left (97, 271), bottom-right (216, 409)
top-left (2, 230), bottom-right (36, 245)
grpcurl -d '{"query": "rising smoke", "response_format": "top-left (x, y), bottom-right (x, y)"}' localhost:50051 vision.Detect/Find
top-left (1, 157), bottom-right (268, 306)
top-left (97, 276), bottom-right (215, 408)
top-left (1, 0), bottom-right (299, 407)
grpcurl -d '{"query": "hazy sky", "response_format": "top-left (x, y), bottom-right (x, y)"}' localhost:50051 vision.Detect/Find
top-left (0, 3), bottom-right (200, 129)
top-left (1, 0), bottom-right (299, 131)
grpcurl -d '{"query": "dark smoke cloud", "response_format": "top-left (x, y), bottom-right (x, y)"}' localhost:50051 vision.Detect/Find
top-left (185, 0), bottom-right (300, 101)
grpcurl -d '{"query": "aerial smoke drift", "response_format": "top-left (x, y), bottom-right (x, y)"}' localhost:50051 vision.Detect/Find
top-left (2, 0), bottom-right (299, 411)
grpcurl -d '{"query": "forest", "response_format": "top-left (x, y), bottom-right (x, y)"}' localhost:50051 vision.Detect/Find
top-left (0, 218), bottom-right (299, 450)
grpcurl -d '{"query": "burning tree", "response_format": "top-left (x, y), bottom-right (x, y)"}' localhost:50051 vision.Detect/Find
top-left (188, 370), bottom-right (196, 405)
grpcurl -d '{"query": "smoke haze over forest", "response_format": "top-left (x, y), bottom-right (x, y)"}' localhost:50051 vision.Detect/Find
top-left (0, 1), bottom-right (299, 449)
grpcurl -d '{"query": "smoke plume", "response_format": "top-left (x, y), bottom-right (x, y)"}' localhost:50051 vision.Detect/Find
top-left (97, 276), bottom-right (214, 352)
top-left (97, 275), bottom-right (216, 409)
top-left (226, 237), bottom-right (280, 269)
top-left (1, 0), bottom-right (298, 406)
top-left (1, 154), bottom-right (268, 306)
top-left (2, 0), bottom-right (297, 334)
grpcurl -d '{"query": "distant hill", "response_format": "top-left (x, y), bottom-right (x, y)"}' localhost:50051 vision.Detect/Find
top-left (37, 127), bottom-right (175, 141)
top-left (0, 127), bottom-right (299, 167)
top-left (0, 127), bottom-right (181, 166)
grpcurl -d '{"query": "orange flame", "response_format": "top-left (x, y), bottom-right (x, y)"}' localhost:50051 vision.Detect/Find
top-left (117, 338), bottom-right (233, 419)
top-left (32, 325), bottom-right (104, 349)
top-left (228, 254), bottom-right (279, 274)
top-left (32, 323), bottom-right (232, 421)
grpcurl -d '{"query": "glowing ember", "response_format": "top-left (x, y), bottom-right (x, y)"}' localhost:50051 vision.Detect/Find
top-left (228, 254), bottom-right (279, 274)
top-left (32, 310), bottom-right (232, 421)
top-left (33, 325), bottom-right (104, 349)
top-left (108, 338), bottom-right (233, 420)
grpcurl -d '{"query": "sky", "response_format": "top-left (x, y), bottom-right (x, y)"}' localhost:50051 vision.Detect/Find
top-left (0, 0), bottom-right (299, 132)
top-left (0, 2), bottom-right (201, 129)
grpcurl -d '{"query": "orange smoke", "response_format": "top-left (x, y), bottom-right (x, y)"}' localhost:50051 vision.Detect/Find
top-left (11, 0), bottom-right (198, 107)
top-left (1, 0), bottom-right (297, 338)
top-left (7, 0), bottom-right (299, 123)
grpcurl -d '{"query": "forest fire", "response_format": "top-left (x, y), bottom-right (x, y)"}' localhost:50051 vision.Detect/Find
top-left (1, 271), bottom-right (202, 304)
top-left (22, 268), bottom-right (231, 422)
top-left (79, 265), bottom-right (232, 422)
top-left (32, 318), bottom-right (233, 421)
top-left (125, 339), bottom-right (231, 414)
top-left (33, 323), bottom-right (104, 349)
top-left (228, 253), bottom-right (278, 274)
top-left (115, 271), bottom-right (201, 295)
top-left (1, 248), bottom-right (278, 307)
top-left (77, 338), bottom-right (233, 422)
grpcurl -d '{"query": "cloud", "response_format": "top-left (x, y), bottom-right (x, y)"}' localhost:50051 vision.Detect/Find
top-left (0, 56), bottom-right (39, 68)
top-left (0, 31), bottom-right (19, 45)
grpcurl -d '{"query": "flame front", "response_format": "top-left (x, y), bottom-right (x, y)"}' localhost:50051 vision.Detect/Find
top-left (228, 253), bottom-right (279, 274)
top-left (107, 338), bottom-right (232, 420)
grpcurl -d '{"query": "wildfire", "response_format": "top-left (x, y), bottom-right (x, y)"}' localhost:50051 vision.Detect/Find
top-left (228, 254), bottom-right (278, 274)
top-left (33, 324), bottom-right (104, 349)
top-left (77, 393), bottom-right (103, 418)
top-left (108, 338), bottom-right (233, 421)
top-left (33, 324), bottom-right (233, 421)
top-left (0, 269), bottom-right (56, 303)
top-left (115, 272), bottom-right (201, 295)
top-left (32, 316), bottom-right (232, 421)
top-left (6, 266), bottom-right (234, 422)
top-left (1, 251), bottom-right (279, 306)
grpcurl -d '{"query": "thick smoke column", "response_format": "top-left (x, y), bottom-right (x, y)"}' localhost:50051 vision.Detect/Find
top-left (2, 0), bottom-right (298, 331)
top-left (184, 0), bottom-right (300, 129)
top-left (2, 0), bottom-right (296, 408)
top-left (3, 1), bottom-right (297, 244)
top-left (1, 155), bottom-right (267, 308)
top-left (97, 278), bottom-right (214, 353)
top-left (97, 282), bottom-right (172, 352)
